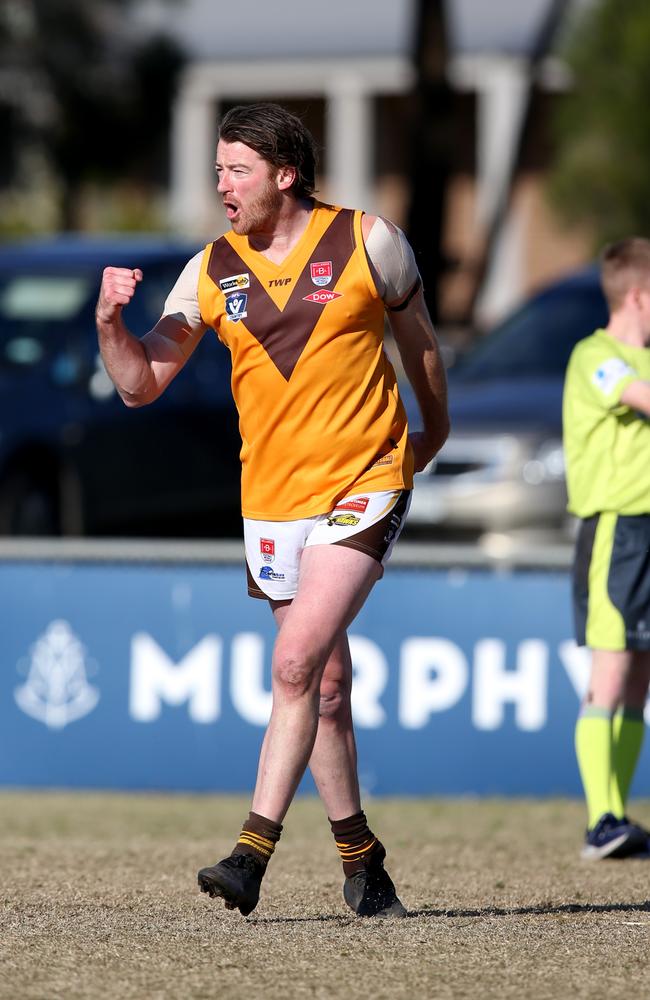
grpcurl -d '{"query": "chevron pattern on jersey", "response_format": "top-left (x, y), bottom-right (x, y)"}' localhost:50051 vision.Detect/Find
top-left (206, 208), bottom-right (355, 380)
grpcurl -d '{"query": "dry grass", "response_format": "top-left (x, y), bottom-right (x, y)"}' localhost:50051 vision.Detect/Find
top-left (1, 792), bottom-right (650, 999)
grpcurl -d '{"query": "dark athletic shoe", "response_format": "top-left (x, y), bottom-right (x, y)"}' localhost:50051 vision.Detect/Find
top-left (343, 859), bottom-right (407, 918)
top-left (197, 854), bottom-right (265, 915)
top-left (619, 816), bottom-right (650, 859)
top-left (581, 812), bottom-right (647, 860)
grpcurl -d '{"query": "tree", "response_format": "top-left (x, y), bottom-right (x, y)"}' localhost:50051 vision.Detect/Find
top-left (0, 0), bottom-right (184, 232)
top-left (548, 0), bottom-right (650, 247)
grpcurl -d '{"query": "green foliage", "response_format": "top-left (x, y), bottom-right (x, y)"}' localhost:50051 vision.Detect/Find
top-left (0, 0), bottom-right (185, 231)
top-left (548, 0), bottom-right (650, 248)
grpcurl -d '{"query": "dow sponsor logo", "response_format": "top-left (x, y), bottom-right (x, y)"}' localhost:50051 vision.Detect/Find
top-left (303, 290), bottom-right (342, 304)
top-left (14, 620), bottom-right (99, 729)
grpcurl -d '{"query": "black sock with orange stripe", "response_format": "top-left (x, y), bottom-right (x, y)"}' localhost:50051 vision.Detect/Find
top-left (231, 811), bottom-right (282, 867)
top-left (330, 811), bottom-right (385, 876)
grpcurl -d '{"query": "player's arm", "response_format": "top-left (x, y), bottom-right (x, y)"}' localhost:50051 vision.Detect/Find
top-left (362, 214), bottom-right (449, 472)
top-left (620, 379), bottom-right (650, 417)
top-left (96, 252), bottom-right (207, 408)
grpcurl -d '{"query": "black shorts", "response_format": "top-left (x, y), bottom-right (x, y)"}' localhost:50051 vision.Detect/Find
top-left (573, 512), bottom-right (650, 650)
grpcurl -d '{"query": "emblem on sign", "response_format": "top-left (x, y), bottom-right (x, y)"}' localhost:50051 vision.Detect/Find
top-left (225, 292), bottom-right (248, 322)
top-left (14, 620), bottom-right (100, 729)
top-left (310, 261), bottom-right (332, 286)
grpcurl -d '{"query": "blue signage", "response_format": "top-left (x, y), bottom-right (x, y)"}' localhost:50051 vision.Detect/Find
top-left (1, 556), bottom-right (648, 796)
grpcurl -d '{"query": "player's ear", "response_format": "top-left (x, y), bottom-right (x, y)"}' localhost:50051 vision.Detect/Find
top-left (277, 165), bottom-right (297, 192)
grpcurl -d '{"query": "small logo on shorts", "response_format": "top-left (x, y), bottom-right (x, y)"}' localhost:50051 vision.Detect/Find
top-left (259, 566), bottom-right (285, 581)
top-left (335, 497), bottom-right (369, 514)
top-left (310, 261), bottom-right (332, 286)
top-left (384, 512), bottom-right (402, 544)
top-left (327, 513), bottom-right (360, 527)
top-left (260, 538), bottom-right (275, 563)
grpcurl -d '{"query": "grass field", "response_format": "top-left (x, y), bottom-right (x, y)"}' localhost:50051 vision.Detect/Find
top-left (1, 792), bottom-right (650, 999)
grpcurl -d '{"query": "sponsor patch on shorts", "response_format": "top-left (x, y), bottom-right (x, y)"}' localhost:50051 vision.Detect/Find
top-left (334, 497), bottom-right (369, 514)
top-left (327, 513), bottom-right (360, 527)
top-left (260, 538), bottom-right (275, 563)
top-left (259, 566), bottom-right (285, 581)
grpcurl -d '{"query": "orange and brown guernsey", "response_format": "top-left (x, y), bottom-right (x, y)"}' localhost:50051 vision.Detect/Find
top-left (198, 202), bottom-right (414, 520)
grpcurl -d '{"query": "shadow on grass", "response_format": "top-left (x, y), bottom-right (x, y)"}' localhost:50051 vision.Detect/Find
top-left (409, 900), bottom-right (650, 920)
top-left (248, 900), bottom-right (650, 925)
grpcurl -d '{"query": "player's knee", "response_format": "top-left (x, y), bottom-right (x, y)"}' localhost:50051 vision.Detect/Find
top-left (319, 679), bottom-right (349, 720)
top-left (274, 648), bottom-right (317, 699)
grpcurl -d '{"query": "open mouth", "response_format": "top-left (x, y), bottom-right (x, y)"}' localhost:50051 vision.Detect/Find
top-left (224, 201), bottom-right (239, 221)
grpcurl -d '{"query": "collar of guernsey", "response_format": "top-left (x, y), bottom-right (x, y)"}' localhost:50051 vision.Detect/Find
top-left (198, 201), bottom-right (414, 520)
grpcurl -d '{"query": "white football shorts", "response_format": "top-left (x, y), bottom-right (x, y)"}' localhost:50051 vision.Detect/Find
top-left (244, 488), bottom-right (411, 600)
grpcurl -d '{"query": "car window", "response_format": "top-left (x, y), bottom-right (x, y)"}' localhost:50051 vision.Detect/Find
top-left (0, 275), bottom-right (94, 320)
top-left (454, 286), bottom-right (608, 379)
top-left (0, 259), bottom-right (190, 370)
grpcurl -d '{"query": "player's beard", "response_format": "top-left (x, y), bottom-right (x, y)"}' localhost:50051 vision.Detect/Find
top-left (230, 175), bottom-right (283, 236)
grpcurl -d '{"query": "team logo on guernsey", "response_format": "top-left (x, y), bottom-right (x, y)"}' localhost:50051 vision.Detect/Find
top-left (310, 260), bottom-right (332, 286)
top-left (260, 538), bottom-right (275, 563)
top-left (219, 272), bottom-right (250, 292)
top-left (225, 292), bottom-right (248, 323)
top-left (303, 290), bottom-right (343, 304)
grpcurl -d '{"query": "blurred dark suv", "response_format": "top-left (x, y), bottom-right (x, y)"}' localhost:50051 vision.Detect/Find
top-left (0, 235), bottom-right (242, 537)
top-left (405, 265), bottom-right (608, 545)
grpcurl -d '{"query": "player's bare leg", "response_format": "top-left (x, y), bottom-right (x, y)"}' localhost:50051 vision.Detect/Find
top-left (250, 543), bottom-right (381, 821)
top-left (266, 582), bottom-right (405, 917)
top-left (199, 543), bottom-right (381, 914)
top-left (268, 608), bottom-right (360, 819)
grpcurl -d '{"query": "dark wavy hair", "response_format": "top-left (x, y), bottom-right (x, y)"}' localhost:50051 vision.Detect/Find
top-left (218, 103), bottom-right (317, 199)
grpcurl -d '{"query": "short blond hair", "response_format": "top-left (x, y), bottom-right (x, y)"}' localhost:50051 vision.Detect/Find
top-left (600, 237), bottom-right (650, 311)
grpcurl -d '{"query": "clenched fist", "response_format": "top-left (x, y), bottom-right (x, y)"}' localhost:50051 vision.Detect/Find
top-left (96, 267), bottom-right (143, 323)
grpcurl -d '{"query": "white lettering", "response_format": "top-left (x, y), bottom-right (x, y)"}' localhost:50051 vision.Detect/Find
top-left (472, 639), bottom-right (547, 731)
top-left (349, 635), bottom-right (388, 728)
top-left (230, 633), bottom-right (272, 726)
top-left (129, 633), bottom-right (220, 723)
top-left (398, 638), bottom-right (468, 729)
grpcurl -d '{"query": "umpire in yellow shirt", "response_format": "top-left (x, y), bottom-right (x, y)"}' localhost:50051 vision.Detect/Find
top-left (563, 237), bottom-right (650, 860)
